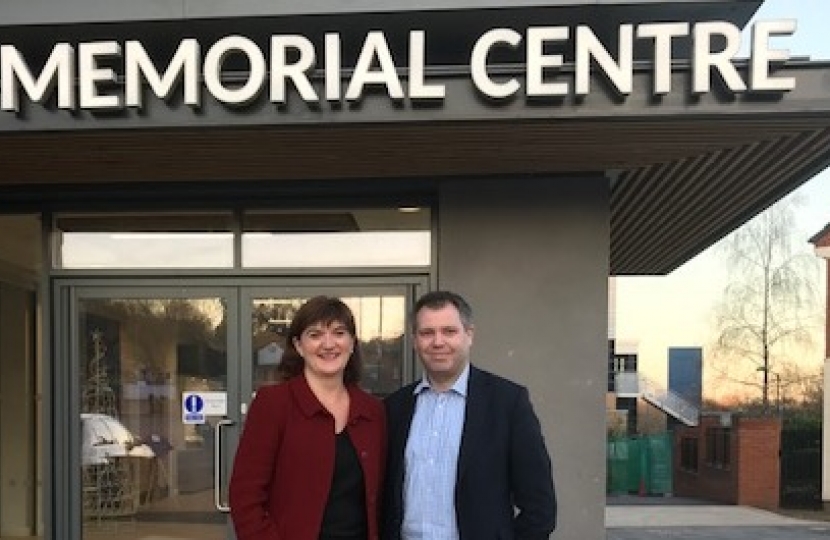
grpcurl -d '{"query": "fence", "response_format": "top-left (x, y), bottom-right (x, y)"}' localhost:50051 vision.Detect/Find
top-left (607, 432), bottom-right (673, 496)
top-left (780, 424), bottom-right (822, 509)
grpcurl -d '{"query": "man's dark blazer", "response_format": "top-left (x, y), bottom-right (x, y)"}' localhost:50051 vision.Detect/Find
top-left (381, 364), bottom-right (557, 540)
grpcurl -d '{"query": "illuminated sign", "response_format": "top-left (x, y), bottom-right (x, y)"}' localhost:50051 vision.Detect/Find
top-left (0, 20), bottom-right (797, 113)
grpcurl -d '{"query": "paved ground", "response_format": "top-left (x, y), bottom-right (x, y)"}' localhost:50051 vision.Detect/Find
top-left (607, 495), bottom-right (830, 539)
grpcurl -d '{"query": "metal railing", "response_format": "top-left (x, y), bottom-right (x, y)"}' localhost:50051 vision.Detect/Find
top-left (614, 372), bottom-right (699, 426)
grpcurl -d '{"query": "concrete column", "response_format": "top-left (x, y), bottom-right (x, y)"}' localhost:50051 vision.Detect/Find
top-left (824, 357), bottom-right (830, 506)
top-left (818, 254), bottom-right (830, 507)
top-left (437, 174), bottom-right (609, 540)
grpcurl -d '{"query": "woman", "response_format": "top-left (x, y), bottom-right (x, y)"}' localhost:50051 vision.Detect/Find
top-left (229, 296), bottom-right (386, 540)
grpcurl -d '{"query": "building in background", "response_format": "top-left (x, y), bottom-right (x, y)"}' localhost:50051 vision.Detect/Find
top-left (668, 347), bottom-right (704, 429)
top-left (607, 338), bottom-right (640, 435)
top-left (809, 225), bottom-right (830, 508)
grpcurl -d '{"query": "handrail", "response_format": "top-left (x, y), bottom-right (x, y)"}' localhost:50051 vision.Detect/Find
top-left (614, 372), bottom-right (699, 426)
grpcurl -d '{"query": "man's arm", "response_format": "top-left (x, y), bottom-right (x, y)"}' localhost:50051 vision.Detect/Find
top-left (509, 386), bottom-right (557, 539)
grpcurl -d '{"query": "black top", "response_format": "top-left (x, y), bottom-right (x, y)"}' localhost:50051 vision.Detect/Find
top-left (318, 430), bottom-right (368, 540)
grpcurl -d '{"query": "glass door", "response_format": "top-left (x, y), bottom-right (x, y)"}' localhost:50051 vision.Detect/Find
top-left (54, 279), bottom-right (423, 540)
top-left (69, 287), bottom-right (238, 540)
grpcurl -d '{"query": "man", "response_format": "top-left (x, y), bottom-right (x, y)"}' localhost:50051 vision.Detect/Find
top-left (382, 290), bottom-right (556, 540)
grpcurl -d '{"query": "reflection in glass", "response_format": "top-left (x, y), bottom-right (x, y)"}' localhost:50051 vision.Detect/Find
top-left (243, 231), bottom-right (430, 268)
top-left (242, 208), bottom-right (431, 268)
top-left (251, 295), bottom-right (405, 396)
top-left (53, 208), bottom-right (432, 269)
top-left (61, 233), bottom-right (234, 269)
top-left (78, 298), bottom-right (227, 540)
top-left (54, 212), bottom-right (234, 269)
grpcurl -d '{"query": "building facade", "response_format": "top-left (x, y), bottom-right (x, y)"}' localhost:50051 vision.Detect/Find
top-left (668, 347), bottom-right (703, 410)
top-left (2, 1), bottom-right (830, 539)
top-left (674, 414), bottom-right (782, 510)
top-left (809, 224), bottom-right (830, 507)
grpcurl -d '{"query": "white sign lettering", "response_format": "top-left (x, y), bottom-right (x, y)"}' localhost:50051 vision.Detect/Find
top-left (0, 20), bottom-right (798, 114)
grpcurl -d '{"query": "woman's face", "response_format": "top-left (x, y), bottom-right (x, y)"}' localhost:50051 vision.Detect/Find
top-left (293, 319), bottom-right (355, 380)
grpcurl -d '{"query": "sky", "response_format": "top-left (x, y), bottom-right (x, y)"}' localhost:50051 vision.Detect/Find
top-left (614, 0), bottom-right (830, 402)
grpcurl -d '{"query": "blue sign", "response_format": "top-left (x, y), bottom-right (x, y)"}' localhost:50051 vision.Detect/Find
top-left (182, 392), bottom-right (206, 424)
top-left (184, 394), bottom-right (205, 414)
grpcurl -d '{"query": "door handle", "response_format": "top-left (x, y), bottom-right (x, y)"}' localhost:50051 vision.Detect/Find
top-left (214, 418), bottom-right (235, 513)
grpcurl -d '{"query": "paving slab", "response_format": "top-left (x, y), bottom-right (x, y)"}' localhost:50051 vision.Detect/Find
top-left (606, 497), bottom-right (830, 540)
top-left (606, 504), bottom-right (827, 527)
top-left (607, 525), bottom-right (830, 540)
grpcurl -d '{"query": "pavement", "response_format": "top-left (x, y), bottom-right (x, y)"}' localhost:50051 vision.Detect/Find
top-left (606, 495), bottom-right (830, 539)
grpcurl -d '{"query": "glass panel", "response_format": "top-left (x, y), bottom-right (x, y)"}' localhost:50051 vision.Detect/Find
top-left (251, 293), bottom-right (406, 397)
top-left (55, 213), bottom-right (234, 269)
top-left (78, 297), bottom-right (228, 540)
top-left (242, 208), bottom-right (431, 268)
top-left (243, 231), bottom-right (430, 267)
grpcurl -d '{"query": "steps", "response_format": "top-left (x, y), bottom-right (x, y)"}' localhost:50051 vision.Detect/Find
top-left (615, 372), bottom-right (699, 426)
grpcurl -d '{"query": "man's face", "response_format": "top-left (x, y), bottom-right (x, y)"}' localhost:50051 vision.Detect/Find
top-left (413, 303), bottom-right (474, 386)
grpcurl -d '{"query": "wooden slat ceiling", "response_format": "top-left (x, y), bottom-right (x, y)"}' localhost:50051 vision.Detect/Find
top-left (1, 115), bottom-right (829, 275)
top-left (612, 127), bottom-right (830, 273)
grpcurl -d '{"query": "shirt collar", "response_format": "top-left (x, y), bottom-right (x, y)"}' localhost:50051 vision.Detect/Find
top-left (413, 362), bottom-right (470, 397)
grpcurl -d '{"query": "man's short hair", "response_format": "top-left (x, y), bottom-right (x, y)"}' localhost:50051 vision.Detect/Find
top-left (412, 290), bottom-right (473, 329)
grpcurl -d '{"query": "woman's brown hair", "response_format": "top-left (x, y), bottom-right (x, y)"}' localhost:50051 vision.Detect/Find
top-left (276, 295), bottom-right (363, 384)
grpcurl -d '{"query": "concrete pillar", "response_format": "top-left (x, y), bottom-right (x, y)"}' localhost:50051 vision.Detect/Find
top-left (824, 357), bottom-right (830, 506)
top-left (437, 175), bottom-right (609, 540)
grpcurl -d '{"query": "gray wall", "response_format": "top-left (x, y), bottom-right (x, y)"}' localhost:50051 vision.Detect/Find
top-left (0, 283), bottom-right (37, 536)
top-left (437, 175), bottom-right (609, 540)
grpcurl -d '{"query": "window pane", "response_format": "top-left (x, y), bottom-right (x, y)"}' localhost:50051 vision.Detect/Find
top-left (79, 297), bottom-right (227, 537)
top-left (243, 231), bottom-right (430, 267)
top-left (60, 233), bottom-right (233, 269)
top-left (242, 208), bottom-right (431, 268)
top-left (54, 213), bottom-right (234, 269)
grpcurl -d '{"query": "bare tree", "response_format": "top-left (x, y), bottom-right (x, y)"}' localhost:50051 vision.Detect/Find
top-left (711, 197), bottom-right (821, 412)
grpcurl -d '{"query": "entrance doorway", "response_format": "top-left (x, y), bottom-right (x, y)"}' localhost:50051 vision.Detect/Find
top-left (53, 278), bottom-right (425, 540)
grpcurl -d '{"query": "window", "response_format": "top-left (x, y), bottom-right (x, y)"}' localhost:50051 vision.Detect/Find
top-left (679, 436), bottom-right (698, 472)
top-left (54, 212), bottom-right (234, 269)
top-left (241, 208), bottom-right (430, 268)
top-left (705, 427), bottom-right (731, 469)
top-left (53, 206), bottom-right (432, 269)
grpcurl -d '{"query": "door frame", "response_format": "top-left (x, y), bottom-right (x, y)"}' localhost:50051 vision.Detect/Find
top-left (49, 274), bottom-right (428, 540)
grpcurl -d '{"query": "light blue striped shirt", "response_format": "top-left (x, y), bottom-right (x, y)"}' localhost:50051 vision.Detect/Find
top-left (402, 364), bottom-right (469, 540)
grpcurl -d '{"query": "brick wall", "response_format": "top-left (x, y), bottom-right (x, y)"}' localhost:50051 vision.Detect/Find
top-left (735, 417), bottom-right (781, 509)
top-left (674, 414), bottom-right (781, 509)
